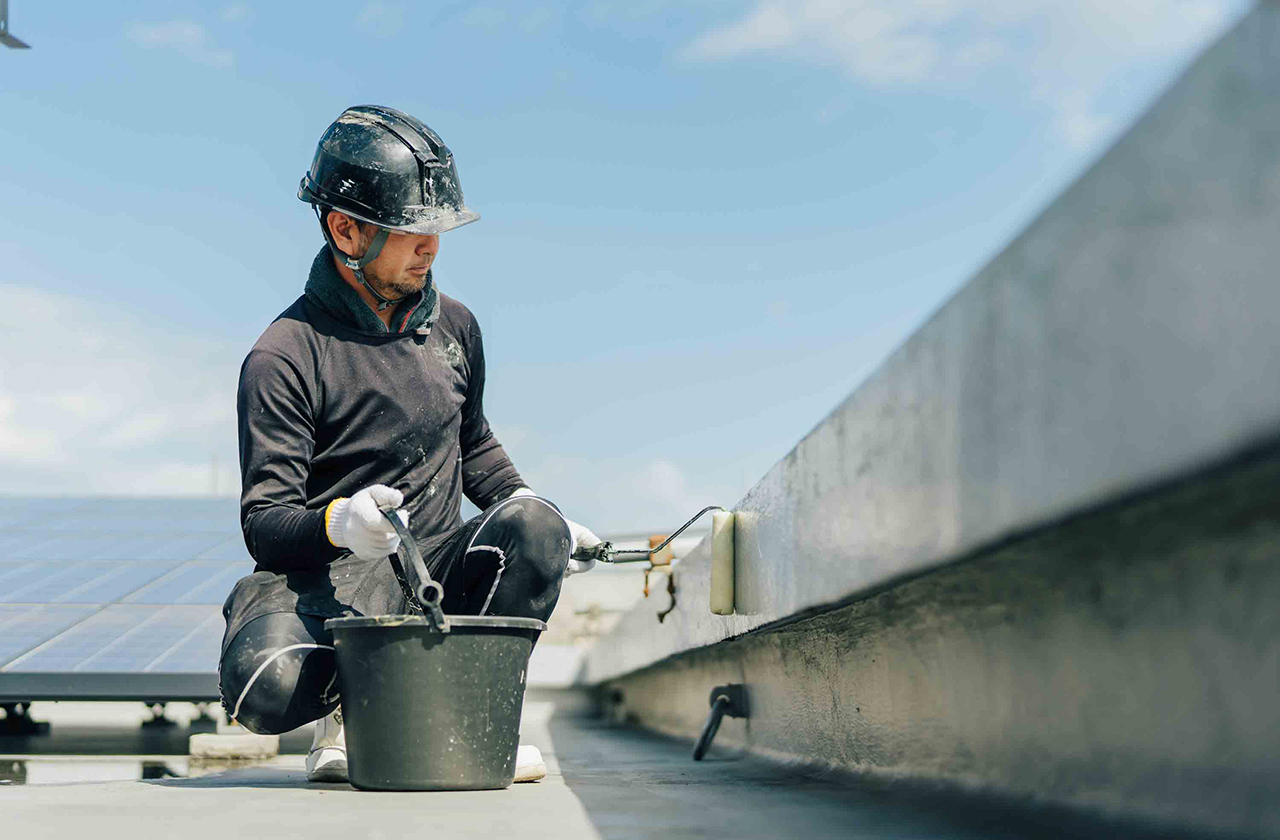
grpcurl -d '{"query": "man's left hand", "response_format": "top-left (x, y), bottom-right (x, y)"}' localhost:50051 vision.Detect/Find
top-left (564, 518), bottom-right (601, 576)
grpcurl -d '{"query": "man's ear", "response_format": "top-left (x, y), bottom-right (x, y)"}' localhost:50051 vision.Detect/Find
top-left (327, 211), bottom-right (365, 256)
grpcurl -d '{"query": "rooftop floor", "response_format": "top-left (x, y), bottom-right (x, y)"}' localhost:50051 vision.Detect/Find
top-left (2, 698), bottom-right (1206, 839)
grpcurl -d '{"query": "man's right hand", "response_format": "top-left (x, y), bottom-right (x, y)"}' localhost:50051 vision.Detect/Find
top-left (325, 484), bottom-right (409, 561)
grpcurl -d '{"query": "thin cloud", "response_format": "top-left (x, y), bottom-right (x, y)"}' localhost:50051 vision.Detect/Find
top-left (954, 39), bottom-right (1004, 69)
top-left (222, 3), bottom-right (251, 23)
top-left (686, 3), bottom-right (795, 57)
top-left (0, 285), bottom-right (241, 496)
top-left (457, 1), bottom-right (560, 31)
top-left (126, 21), bottom-right (234, 69)
top-left (680, 1), bottom-right (951, 84)
top-left (680, 0), bottom-right (1244, 145)
top-left (359, 2), bottom-right (406, 32)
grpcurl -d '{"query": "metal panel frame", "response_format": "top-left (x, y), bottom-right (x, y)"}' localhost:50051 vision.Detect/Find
top-left (0, 672), bottom-right (220, 702)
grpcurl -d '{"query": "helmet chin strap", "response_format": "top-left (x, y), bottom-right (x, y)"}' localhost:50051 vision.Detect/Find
top-left (316, 205), bottom-right (398, 311)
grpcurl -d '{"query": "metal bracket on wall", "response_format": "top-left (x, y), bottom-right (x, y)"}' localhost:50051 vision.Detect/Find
top-left (656, 571), bottom-right (677, 623)
top-left (640, 558), bottom-right (680, 622)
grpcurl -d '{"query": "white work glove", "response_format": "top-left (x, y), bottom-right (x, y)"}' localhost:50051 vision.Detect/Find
top-left (564, 518), bottom-right (602, 576)
top-left (509, 487), bottom-right (600, 576)
top-left (326, 484), bottom-right (409, 561)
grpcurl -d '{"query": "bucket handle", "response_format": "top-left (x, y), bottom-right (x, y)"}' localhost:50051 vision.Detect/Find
top-left (380, 507), bottom-right (451, 633)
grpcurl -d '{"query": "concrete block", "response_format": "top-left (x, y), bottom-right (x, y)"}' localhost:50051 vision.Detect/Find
top-left (189, 732), bottom-right (279, 761)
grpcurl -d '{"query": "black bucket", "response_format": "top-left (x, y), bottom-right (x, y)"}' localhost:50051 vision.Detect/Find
top-left (325, 613), bottom-right (546, 791)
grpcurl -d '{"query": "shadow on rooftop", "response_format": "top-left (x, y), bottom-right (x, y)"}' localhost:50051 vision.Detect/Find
top-left (546, 704), bottom-right (1224, 839)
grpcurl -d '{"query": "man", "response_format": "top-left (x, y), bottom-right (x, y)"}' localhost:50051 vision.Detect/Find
top-left (219, 105), bottom-right (600, 783)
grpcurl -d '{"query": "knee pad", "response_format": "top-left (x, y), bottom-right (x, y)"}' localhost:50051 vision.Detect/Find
top-left (220, 630), bottom-right (338, 735)
top-left (490, 497), bottom-right (570, 581)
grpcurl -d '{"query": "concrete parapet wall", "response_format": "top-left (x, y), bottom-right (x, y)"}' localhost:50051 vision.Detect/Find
top-left (581, 5), bottom-right (1280, 833)
top-left (605, 452), bottom-right (1280, 833)
top-left (584, 2), bottom-right (1280, 685)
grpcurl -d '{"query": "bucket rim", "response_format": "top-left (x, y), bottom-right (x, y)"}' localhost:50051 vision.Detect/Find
top-left (325, 614), bottom-right (547, 631)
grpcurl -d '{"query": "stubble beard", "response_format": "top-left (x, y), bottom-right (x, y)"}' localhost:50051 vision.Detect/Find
top-left (363, 263), bottom-right (425, 302)
top-left (356, 227), bottom-right (427, 302)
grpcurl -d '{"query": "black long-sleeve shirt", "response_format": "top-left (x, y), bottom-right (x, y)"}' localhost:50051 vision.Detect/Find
top-left (236, 250), bottom-right (524, 572)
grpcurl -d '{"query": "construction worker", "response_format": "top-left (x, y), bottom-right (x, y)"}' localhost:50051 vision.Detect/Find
top-left (218, 105), bottom-right (600, 783)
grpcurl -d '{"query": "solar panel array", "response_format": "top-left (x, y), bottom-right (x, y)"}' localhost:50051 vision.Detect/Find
top-left (0, 498), bottom-right (251, 701)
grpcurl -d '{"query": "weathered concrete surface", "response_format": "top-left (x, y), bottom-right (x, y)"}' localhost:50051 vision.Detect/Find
top-left (0, 704), bottom-right (1210, 839)
top-left (188, 731), bottom-right (278, 760)
top-left (605, 448), bottom-right (1280, 836)
top-left (583, 1), bottom-right (1280, 685)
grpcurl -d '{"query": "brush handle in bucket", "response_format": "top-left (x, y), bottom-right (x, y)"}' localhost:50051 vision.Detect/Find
top-left (380, 507), bottom-right (450, 633)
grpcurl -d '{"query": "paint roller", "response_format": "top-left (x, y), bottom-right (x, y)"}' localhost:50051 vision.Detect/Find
top-left (571, 506), bottom-right (737, 615)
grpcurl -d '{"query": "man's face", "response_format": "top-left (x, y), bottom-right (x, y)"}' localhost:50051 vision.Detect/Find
top-left (358, 226), bottom-right (440, 301)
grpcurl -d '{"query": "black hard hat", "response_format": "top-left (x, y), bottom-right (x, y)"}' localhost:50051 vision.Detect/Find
top-left (298, 105), bottom-right (479, 236)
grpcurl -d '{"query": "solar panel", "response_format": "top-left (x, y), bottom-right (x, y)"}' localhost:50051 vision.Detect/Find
top-left (124, 560), bottom-right (253, 605)
top-left (0, 498), bottom-right (81, 530)
top-left (39, 498), bottom-right (239, 533)
top-left (5, 533), bottom-right (108, 561)
top-left (0, 497), bottom-right (248, 701)
top-left (6, 605), bottom-right (162, 672)
top-left (193, 535), bottom-right (252, 561)
top-left (9, 605), bottom-right (224, 673)
top-left (0, 561), bottom-right (45, 588)
top-left (133, 533), bottom-right (234, 560)
top-left (0, 605), bottom-right (99, 667)
top-left (0, 531), bottom-right (63, 556)
top-left (147, 611), bottom-right (226, 673)
top-left (29, 560), bottom-right (190, 604)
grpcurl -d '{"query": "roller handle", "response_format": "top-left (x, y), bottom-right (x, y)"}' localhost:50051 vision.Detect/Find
top-left (380, 507), bottom-right (450, 633)
top-left (573, 506), bottom-right (728, 565)
top-left (571, 541), bottom-right (616, 563)
top-left (572, 541), bottom-right (662, 564)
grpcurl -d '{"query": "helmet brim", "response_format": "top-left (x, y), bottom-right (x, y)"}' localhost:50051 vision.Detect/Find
top-left (303, 187), bottom-right (480, 236)
top-left (386, 206), bottom-right (480, 236)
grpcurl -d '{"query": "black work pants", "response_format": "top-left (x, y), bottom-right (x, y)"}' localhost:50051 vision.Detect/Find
top-left (218, 495), bottom-right (569, 735)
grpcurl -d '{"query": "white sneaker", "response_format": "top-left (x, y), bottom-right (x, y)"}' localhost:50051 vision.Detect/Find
top-left (305, 710), bottom-right (541, 785)
top-left (305, 708), bottom-right (348, 783)
top-left (514, 744), bottom-right (546, 783)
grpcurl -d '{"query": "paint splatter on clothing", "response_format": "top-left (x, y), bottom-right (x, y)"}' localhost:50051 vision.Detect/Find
top-left (236, 248), bottom-right (524, 574)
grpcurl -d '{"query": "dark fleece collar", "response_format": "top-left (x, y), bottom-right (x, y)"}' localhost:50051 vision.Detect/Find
top-left (304, 247), bottom-right (441, 335)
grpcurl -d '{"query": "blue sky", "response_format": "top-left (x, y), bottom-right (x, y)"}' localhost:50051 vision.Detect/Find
top-left (0, 0), bottom-right (1249, 532)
